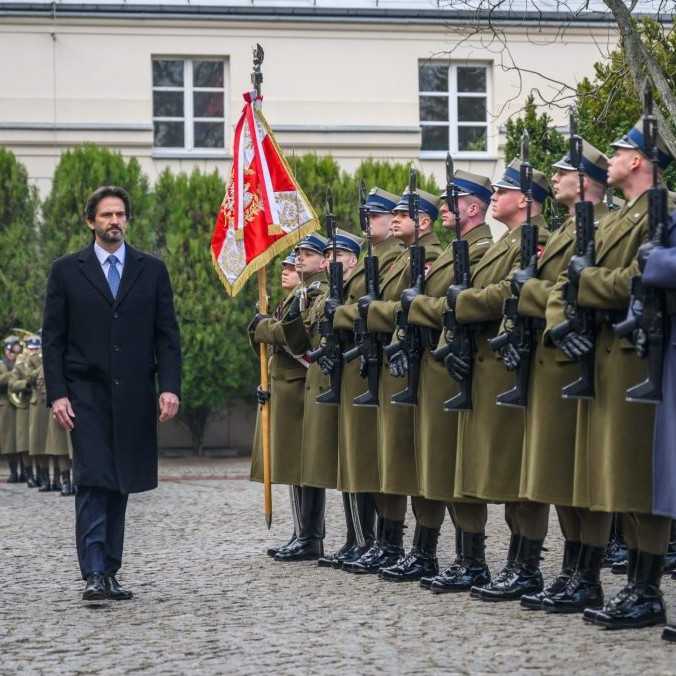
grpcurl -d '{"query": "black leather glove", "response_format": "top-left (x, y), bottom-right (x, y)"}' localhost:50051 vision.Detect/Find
top-left (248, 313), bottom-right (271, 334)
top-left (567, 241), bottom-right (595, 285)
top-left (324, 297), bottom-right (339, 320)
top-left (318, 354), bottom-right (335, 376)
top-left (256, 386), bottom-right (270, 405)
top-left (388, 349), bottom-right (408, 378)
top-left (634, 327), bottom-right (649, 359)
top-left (444, 353), bottom-right (471, 382)
top-left (498, 342), bottom-right (521, 371)
top-left (637, 226), bottom-right (664, 272)
top-left (400, 287), bottom-right (419, 312)
top-left (558, 331), bottom-right (594, 360)
top-left (359, 354), bottom-right (368, 379)
top-left (446, 284), bottom-right (466, 310)
top-left (357, 295), bottom-right (371, 318)
top-left (285, 295), bottom-right (302, 322)
top-left (510, 255), bottom-right (537, 297)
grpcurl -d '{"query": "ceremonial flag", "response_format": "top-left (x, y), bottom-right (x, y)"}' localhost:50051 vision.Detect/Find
top-left (211, 91), bottom-right (319, 296)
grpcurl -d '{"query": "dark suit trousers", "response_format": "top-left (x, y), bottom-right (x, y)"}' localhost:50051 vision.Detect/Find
top-left (75, 486), bottom-right (128, 579)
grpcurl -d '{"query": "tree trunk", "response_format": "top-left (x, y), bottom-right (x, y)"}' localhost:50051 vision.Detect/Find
top-left (179, 407), bottom-right (210, 456)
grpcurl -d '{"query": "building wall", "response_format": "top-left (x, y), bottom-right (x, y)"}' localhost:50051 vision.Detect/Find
top-left (0, 10), bottom-right (619, 200)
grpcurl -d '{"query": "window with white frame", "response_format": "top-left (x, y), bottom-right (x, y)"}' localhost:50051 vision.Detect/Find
top-left (152, 58), bottom-right (227, 152)
top-left (418, 62), bottom-right (490, 156)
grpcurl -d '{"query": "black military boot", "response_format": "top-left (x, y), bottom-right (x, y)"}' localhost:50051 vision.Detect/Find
top-left (584, 548), bottom-right (638, 624)
top-left (338, 493), bottom-right (377, 568)
top-left (603, 514), bottom-right (628, 569)
top-left (343, 518), bottom-right (404, 574)
top-left (25, 464), bottom-right (37, 488)
top-left (380, 524), bottom-right (439, 582)
top-left (522, 540), bottom-right (581, 610)
top-left (431, 531), bottom-right (491, 594)
top-left (17, 456), bottom-right (25, 483)
top-left (318, 492), bottom-right (355, 568)
top-left (480, 537), bottom-right (544, 602)
top-left (60, 470), bottom-right (75, 497)
top-left (421, 527), bottom-right (463, 590)
top-left (543, 544), bottom-right (604, 614)
top-left (274, 487), bottom-right (325, 562)
top-left (594, 551), bottom-right (666, 630)
top-left (663, 522), bottom-right (676, 576)
top-left (662, 625), bottom-right (676, 642)
top-left (38, 465), bottom-right (52, 492)
top-left (471, 534), bottom-right (521, 598)
top-left (6, 457), bottom-right (19, 483)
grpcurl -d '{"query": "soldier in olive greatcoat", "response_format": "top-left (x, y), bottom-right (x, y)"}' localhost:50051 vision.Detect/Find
top-left (250, 234), bottom-right (329, 561)
top-left (325, 189), bottom-right (403, 569)
top-left (1, 336), bottom-right (21, 482)
top-left (344, 188), bottom-right (443, 575)
top-left (545, 120), bottom-right (675, 629)
top-left (444, 160), bottom-right (550, 601)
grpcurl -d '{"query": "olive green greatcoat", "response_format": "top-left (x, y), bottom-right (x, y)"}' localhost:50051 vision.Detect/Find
top-left (407, 224), bottom-right (493, 502)
top-left (545, 192), bottom-right (672, 513)
top-left (45, 414), bottom-right (73, 458)
top-left (282, 274), bottom-right (339, 489)
top-left (0, 360), bottom-right (17, 455)
top-left (250, 273), bottom-right (325, 485)
top-left (453, 217), bottom-right (549, 503)
top-left (518, 206), bottom-right (611, 506)
top-left (27, 353), bottom-right (49, 457)
top-left (366, 230), bottom-right (443, 496)
top-left (332, 237), bottom-right (404, 493)
top-left (9, 356), bottom-right (31, 453)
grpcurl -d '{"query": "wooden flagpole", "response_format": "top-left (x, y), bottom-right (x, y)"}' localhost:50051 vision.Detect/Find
top-left (252, 44), bottom-right (272, 529)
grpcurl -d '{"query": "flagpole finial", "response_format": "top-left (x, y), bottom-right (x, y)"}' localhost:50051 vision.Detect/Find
top-left (251, 43), bottom-right (265, 100)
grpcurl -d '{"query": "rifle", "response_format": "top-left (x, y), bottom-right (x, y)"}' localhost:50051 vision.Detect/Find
top-left (383, 168), bottom-right (425, 406)
top-left (343, 182), bottom-right (382, 406)
top-left (430, 153), bottom-right (474, 411)
top-left (548, 109), bottom-right (597, 399)
top-left (487, 131), bottom-right (539, 408)
top-left (306, 195), bottom-right (344, 404)
top-left (613, 88), bottom-right (669, 404)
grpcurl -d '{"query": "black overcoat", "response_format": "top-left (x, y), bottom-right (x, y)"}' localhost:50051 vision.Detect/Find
top-left (42, 243), bottom-right (181, 494)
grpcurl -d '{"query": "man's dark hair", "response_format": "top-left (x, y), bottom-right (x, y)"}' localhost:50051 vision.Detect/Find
top-left (84, 186), bottom-right (132, 222)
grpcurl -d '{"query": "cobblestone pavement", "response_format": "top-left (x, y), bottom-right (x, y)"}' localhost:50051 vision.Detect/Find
top-left (1, 457), bottom-right (675, 675)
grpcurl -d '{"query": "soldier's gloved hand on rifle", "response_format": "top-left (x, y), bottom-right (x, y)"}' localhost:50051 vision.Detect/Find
top-left (400, 287), bottom-right (419, 312)
top-left (248, 313), bottom-right (271, 334)
top-left (318, 355), bottom-right (335, 376)
top-left (359, 355), bottom-right (368, 379)
top-left (357, 294), bottom-right (371, 318)
top-left (497, 341), bottom-right (521, 371)
top-left (446, 284), bottom-right (466, 310)
top-left (388, 349), bottom-right (408, 378)
top-left (553, 331), bottom-right (594, 360)
top-left (511, 255), bottom-right (538, 297)
top-left (444, 353), bottom-right (471, 382)
top-left (323, 297), bottom-right (340, 320)
top-left (285, 295), bottom-right (302, 322)
top-left (634, 328), bottom-right (649, 359)
top-left (637, 226), bottom-right (665, 272)
top-left (568, 241), bottom-right (595, 285)
top-left (256, 386), bottom-right (270, 405)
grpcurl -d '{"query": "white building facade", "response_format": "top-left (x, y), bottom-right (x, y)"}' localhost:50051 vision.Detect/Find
top-left (0, 1), bottom-right (626, 195)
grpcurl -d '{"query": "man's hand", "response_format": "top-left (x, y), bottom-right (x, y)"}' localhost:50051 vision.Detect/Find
top-left (256, 386), bottom-right (270, 405)
top-left (248, 313), bottom-right (271, 334)
top-left (567, 241), bottom-right (595, 285)
top-left (498, 342), bottom-right (521, 371)
top-left (285, 295), bottom-right (302, 322)
top-left (51, 397), bottom-right (75, 431)
top-left (446, 284), bottom-right (466, 310)
top-left (159, 392), bottom-right (180, 422)
top-left (511, 255), bottom-right (537, 297)
top-left (557, 332), bottom-right (594, 360)
top-left (323, 297), bottom-right (339, 320)
top-left (357, 295), bottom-right (371, 318)
top-left (388, 350), bottom-right (408, 378)
top-left (400, 287), bottom-right (418, 313)
top-left (318, 355), bottom-right (335, 376)
top-left (637, 227), bottom-right (664, 272)
top-left (444, 353), bottom-right (471, 382)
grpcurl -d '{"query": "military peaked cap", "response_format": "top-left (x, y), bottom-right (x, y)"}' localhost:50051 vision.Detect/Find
top-left (493, 158), bottom-right (551, 204)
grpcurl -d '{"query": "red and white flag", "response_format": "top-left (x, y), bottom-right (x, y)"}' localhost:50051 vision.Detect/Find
top-left (211, 91), bottom-right (319, 296)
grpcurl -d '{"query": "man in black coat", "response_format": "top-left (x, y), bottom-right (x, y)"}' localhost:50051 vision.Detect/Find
top-left (42, 185), bottom-right (181, 601)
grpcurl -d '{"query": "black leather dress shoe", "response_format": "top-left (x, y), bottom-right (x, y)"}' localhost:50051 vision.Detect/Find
top-left (273, 538), bottom-right (323, 562)
top-left (521, 574), bottom-right (570, 610)
top-left (343, 543), bottom-right (403, 574)
top-left (431, 563), bottom-right (491, 594)
top-left (480, 538), bottom-right (544, 602)
top-left (380, 525), bottom-right (439, 582)
top-left (544, 545), bottom-right (605, 614)
top-left (318, 541), bottom-right (355, 569)
top-left (662, 625), bottom-right (676, 642)
top-left (267, 535), bottom-right (297, 558)
top-left (106, 576), bottom-right (133, 600)
top-left (82, 573), bottom-right (107, 601)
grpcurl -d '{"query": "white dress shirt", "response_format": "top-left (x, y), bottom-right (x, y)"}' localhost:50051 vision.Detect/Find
top-left (94, 241), bottom-right (126, 278)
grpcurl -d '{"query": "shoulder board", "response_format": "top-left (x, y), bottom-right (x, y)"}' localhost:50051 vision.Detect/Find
top-left (308, 280), bottom-right (322, 290)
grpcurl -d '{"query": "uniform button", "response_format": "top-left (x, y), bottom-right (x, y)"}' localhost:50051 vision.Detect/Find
top-left (113, 378), bottom-right (120, 385)
top-left (113, 312), bottom-right (119, 319)
top-left (113, 345), bottom-right (120, 352)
